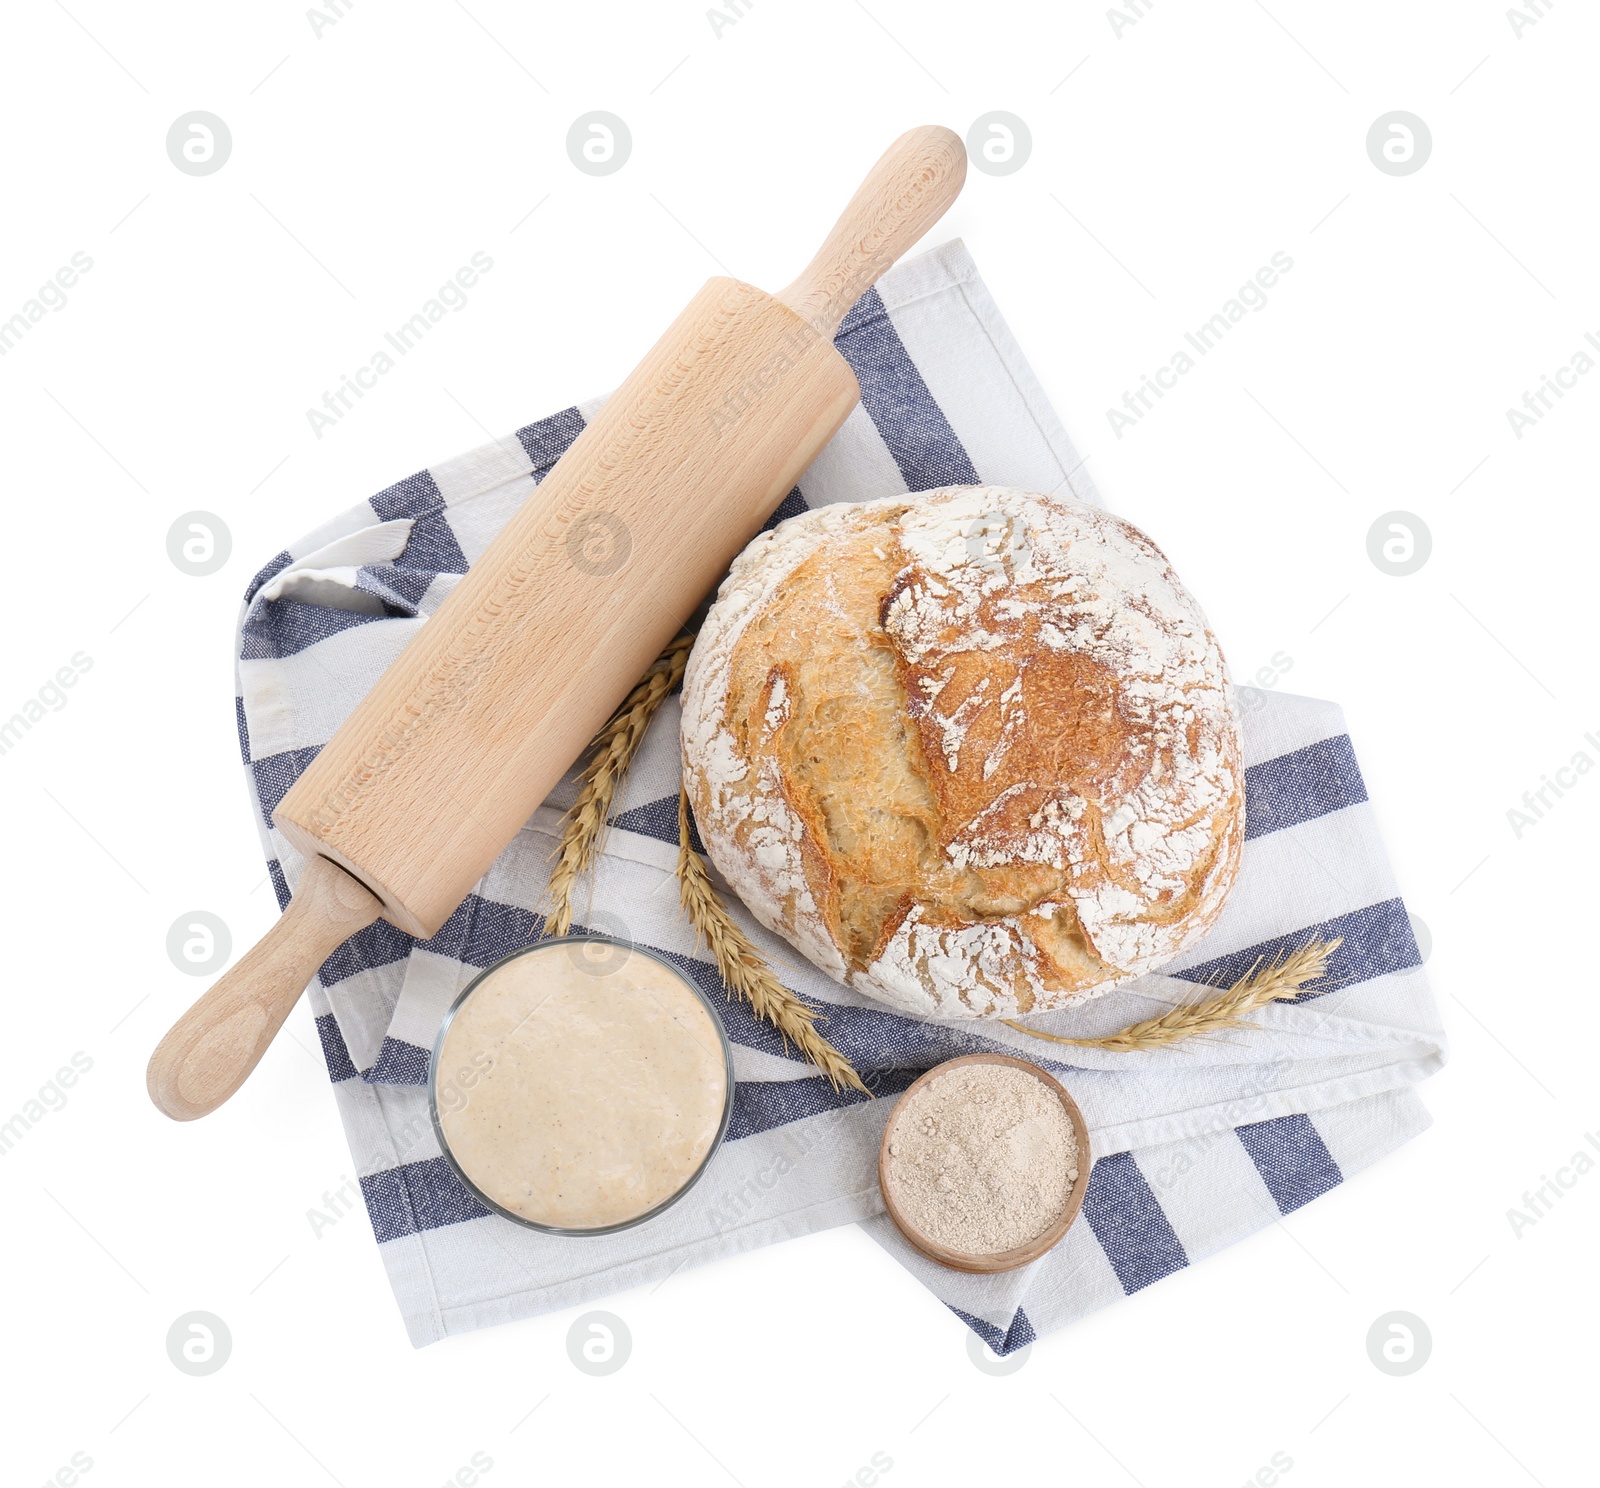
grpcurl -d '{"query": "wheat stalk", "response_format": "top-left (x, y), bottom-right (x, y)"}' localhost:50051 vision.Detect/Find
top-left (677, 784), bottom-right (870, 1094)
top-left (1001, 938), bottom-right (1341, 1053)
top-left (543, 631), bottom-right (695, 937)
top-left (541, 632), bottom-right (867, 1094)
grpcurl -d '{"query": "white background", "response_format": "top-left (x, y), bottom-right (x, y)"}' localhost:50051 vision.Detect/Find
top-left (2, 1), bottom-right (1596, 1484)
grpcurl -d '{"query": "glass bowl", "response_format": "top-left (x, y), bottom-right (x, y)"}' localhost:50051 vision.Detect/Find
top-left (428, 934), bottom-right (735, 1236)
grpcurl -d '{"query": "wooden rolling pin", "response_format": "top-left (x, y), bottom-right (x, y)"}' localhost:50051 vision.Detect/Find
top-left (148, 124), bottom-right (967, 1120)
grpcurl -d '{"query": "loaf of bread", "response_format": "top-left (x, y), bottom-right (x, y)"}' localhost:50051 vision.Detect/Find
top-left (680, 485), bottom-right (1243, 1019)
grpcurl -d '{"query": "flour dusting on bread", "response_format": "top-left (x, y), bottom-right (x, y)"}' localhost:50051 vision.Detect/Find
top-left (681, 485), bottom-right (1243, 1019)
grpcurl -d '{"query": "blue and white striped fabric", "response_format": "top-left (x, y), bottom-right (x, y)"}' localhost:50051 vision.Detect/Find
top-left (233, 241), bottom-right (1446, 1349)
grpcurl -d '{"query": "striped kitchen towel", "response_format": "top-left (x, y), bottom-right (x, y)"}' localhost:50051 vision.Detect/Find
top-left (234, 240), bottom-right (1446, 1349)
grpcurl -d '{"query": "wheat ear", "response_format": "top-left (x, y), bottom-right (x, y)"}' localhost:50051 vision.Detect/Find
top-left (543, 632), bottom-right (695, 937)
top-left (677, 784), bottom-right (869, 1094)
top-left (1001, 938), bottom-right (1341, 1053)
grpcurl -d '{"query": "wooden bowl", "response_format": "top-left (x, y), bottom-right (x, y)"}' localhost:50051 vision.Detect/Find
top-left (878, 1053), bottom-right (1091, 1274)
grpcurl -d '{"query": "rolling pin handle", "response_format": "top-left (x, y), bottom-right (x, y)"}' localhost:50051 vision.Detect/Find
top-left (146, 856), bottom-right (383, 1121)
top-left (777, 124), bottom-right (967, 340)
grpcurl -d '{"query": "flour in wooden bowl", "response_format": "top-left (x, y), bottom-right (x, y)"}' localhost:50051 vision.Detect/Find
top-left (882, 1061), bottom-right (1079, 1256)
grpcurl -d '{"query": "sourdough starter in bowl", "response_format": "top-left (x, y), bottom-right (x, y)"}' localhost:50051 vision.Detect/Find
top-left (430, 937), bottom-right (733, 1234)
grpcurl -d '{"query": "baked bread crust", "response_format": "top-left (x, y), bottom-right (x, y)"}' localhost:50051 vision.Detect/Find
top-left (680, 485), bottom-right (1244, 1019)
